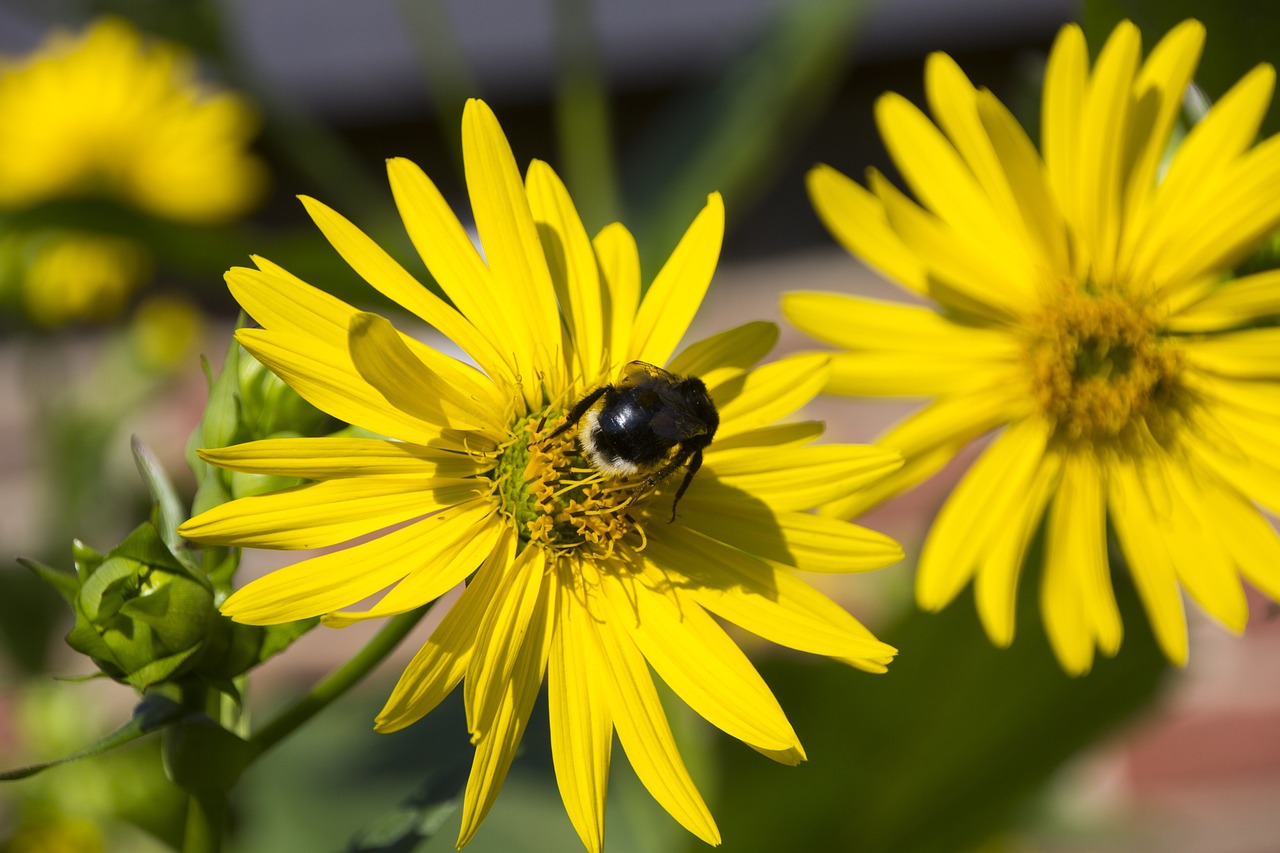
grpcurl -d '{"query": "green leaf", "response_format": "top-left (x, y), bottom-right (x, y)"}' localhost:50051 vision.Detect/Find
top-left (347, 761), bottom-right (471, 852)
top-left (0, 693), bottom-right (189, 781)
top-left (17, 556), bottom-right (79, 605)
top-left (131, 435), bottom-right (187, 552)
top-left (700, 565), bottom-right (1169, 853)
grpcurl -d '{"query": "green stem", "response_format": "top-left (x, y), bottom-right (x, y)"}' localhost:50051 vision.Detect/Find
top-left (182, 792), bottom-right (226, 853)
top-left (248, 606), bottom-right (430, 757)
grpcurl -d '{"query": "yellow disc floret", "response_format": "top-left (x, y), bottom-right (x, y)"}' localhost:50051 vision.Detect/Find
top-left (1025, 283), bottom-right (1186, 446)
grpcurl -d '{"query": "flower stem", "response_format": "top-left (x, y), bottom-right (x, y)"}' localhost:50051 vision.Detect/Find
top-left (248, 606), bottom-right (430, 757)
top-left (182, 792), bottom-right (226, 853)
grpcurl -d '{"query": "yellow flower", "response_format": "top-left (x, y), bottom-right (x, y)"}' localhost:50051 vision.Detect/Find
top-left (17, 230), bottom-right (150, 326)
top-left (178, 99), bottom-right (903, 850)
top-left (0, 17), bottom-right (265, 223)
top-left (784, 19), bottom-right (1280, 674)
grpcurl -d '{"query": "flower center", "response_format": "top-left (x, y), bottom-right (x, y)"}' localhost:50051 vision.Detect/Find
top-left (493, 412), bottom-right (651, 557)
top-left (1024, 285), bottom-right (1186, 445)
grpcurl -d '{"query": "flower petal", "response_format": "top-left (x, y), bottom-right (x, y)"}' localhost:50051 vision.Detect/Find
top-left (462, 98), bottom-right (563, 400)
top-left (711, 353), bottom-right (830, 438)
top-left (300, 191), bottom-right (514, 385)
top-left (916, 417), bottom-right (1053, 611)
top-left (216, 498), bottom-right (492, 624)
top-left (321, 507), bottom-right (506, 627)
top-left (805, 163), bottom-right (928, 295)
top-left (1108, 458), bottom-right (1189, 666)
top-left (179, 476), bottom-right (485, 550)
top-left (702, 444), bottom-right (903, 512)
top-left (1041, 23), bottom-right (1088, 254)
top-left (667, 320), bottom-right (778, 391)
top-left (527, 159), bottom-right (606, 383)
top-left (602, 567), bottom-right (803, 757)
top-left (1183, 328), bottom-right (1280, 378)
top-left (376, 528), bottom-right (516, 732)
top-left (592, 222), bottom-right (641, 371)
top-left (549, 563), bottom-right (614, 853)
top-left (646, 525), bottom-right (896, 672)
top-left (1170, 268), bottom-right (1280, 331)
top-left (385, 156), bottom-right (520, 383)
top-left (1162, 462), bottom-right (1248, 633)
top-left (678, 493), bottom-right (902, 573)
top-left (629, 193), bottom-right (724, 367)
top-left (457, 560), bottom-right (555, 848)
top-left (195, 437), bottom-right (491, 480)
top-left (347, 311), bottom-right (506, 436)
top-left (591, 593), bottom-right (721, 846)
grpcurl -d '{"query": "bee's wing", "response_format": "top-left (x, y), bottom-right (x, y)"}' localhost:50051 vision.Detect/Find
top-left (619, 360), bottom-right (676, 389)
top-left (648, 388), bottom-right (712, 440)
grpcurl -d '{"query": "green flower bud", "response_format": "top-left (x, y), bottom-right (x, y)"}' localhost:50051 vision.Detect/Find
top-left (64, 523), bottom-right (215, 690)
top-left (237, 347), bottom-right (331, 439)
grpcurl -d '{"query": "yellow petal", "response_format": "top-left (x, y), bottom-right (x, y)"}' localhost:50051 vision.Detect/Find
top-left (1038, 450), bottom-right (1117, 675)
top-left (1130, 64), bottom-right (1277, 288)
top-left (1200, 477), bottom-right (1280, 602)
top-left (527, 159), bottom-right (606, 383)
top-left (462, 98), bottom-right (563, 401)
top-left (376, 528), bottom-right (516, 732)
top-left (592, 222), bottom-right (641, 371)
top-left (667, 320), bottom-right (778, 391)
top-left (1162, 462), bottom-right (1248, 633)
top-left (1183, 328), bottom-right (1280, 378)
top-left (465, 544), bottom-right (547, 737)
top-left (646, 525), bottom-right (896, 672)
top-left (806, 163), bottom-right (928, 295)
top-left (235, 329), bottom-right (479, 452)
top-left (1117, 20), bottom-right (1205, 270)
top-left (1041, 23), bottom-right (1088, 258)
top-left (299, 191), bottom-right (514, 385)
top-left (712, 353), bottom-right (830, 438)
top-left (385, 156), bottom-right (520, 383)
top-left (827, 383), bottom-right (1027, 518)
top-left (629, 193), bottom-right (724, 367)
top-left (179, 476), bottom-right (485, 549)
top-left (708, 421), bottom-right (824, 453)
top-left (549, 565), bottom-right (614, 853)
top-left (196, 437), bottom-right (491, 480)
top-left (591, 600), bottom-right (720, 845)
top-left (916, 417), bottom-right (1052, 611)
top-left (1170, 268), bottom-right (1280, 331)
top-left (216, 498), bottom-right (493, 624)
top-left (972, 446), bottom-right (1059, 649)
top-left (347, 312), bottom-right (505, 436)
top-left (1077, 19), bottom-right (1140, 285)
top-left (875, 91), bottom-right (1031, 289)
top-left (677, 493), bottom-right (902, 573)
top-left (1108, 458), bottom-right (1189, 666)
top-left (457, 561), bottom-right (555, 848)
top-left (602, 567), bottom-right (802, 757)
top-left (321, 508), bottom-right (505, 627)
top-left (703, 444), bottom-right (903, 512)
top-left (871, 168), bottom-right (1030, 321)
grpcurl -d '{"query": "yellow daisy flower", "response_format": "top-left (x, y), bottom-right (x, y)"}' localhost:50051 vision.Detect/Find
top-left (784, 19), bottom-right (1280, 674)
top-left (0, 17), bottom-right (265, 223)
top-left (178, 99), bottom-right (902, 850)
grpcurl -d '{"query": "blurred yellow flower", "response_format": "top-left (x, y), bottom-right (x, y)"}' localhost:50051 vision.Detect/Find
top-left (180, 99), bottom-right (903, 850)
top-left (16, 230), bottom-right (150, 326)
top-left (0, 17), bottom-right (266, 223)
top-left (129, 294), bottom-right (203, 372)
top-left (785, 19), bottom-right (1280, 673)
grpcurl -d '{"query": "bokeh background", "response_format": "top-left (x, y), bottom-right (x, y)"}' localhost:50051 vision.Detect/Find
top-left (1, 1), bottom-right (1278, 851)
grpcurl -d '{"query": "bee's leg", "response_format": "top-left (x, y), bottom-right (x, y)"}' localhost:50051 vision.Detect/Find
top-left (667, 449), bottom-right (704, 522)
top-left (547, 386), bottom-right (606, 440)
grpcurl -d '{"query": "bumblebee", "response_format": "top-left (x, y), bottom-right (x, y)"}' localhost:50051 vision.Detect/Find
top-left (549, 361), bottom-right (719, 520)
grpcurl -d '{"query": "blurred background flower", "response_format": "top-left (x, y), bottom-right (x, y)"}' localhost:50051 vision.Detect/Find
top-left (1, 2), bottom-right (1278, 852)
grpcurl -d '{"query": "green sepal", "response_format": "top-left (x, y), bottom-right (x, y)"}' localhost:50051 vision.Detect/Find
top-left (131, 435), bottom-right (187, 553)
top-left (0, 693), bottom-right (189, 781)
top-left (17, 557), bottom-right (79, 605)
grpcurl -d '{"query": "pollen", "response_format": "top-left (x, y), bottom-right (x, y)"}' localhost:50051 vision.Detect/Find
top-left (493, 412), bottom-right (652, 557)
top-left (1024, 284), bottom-right (1187, 446)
